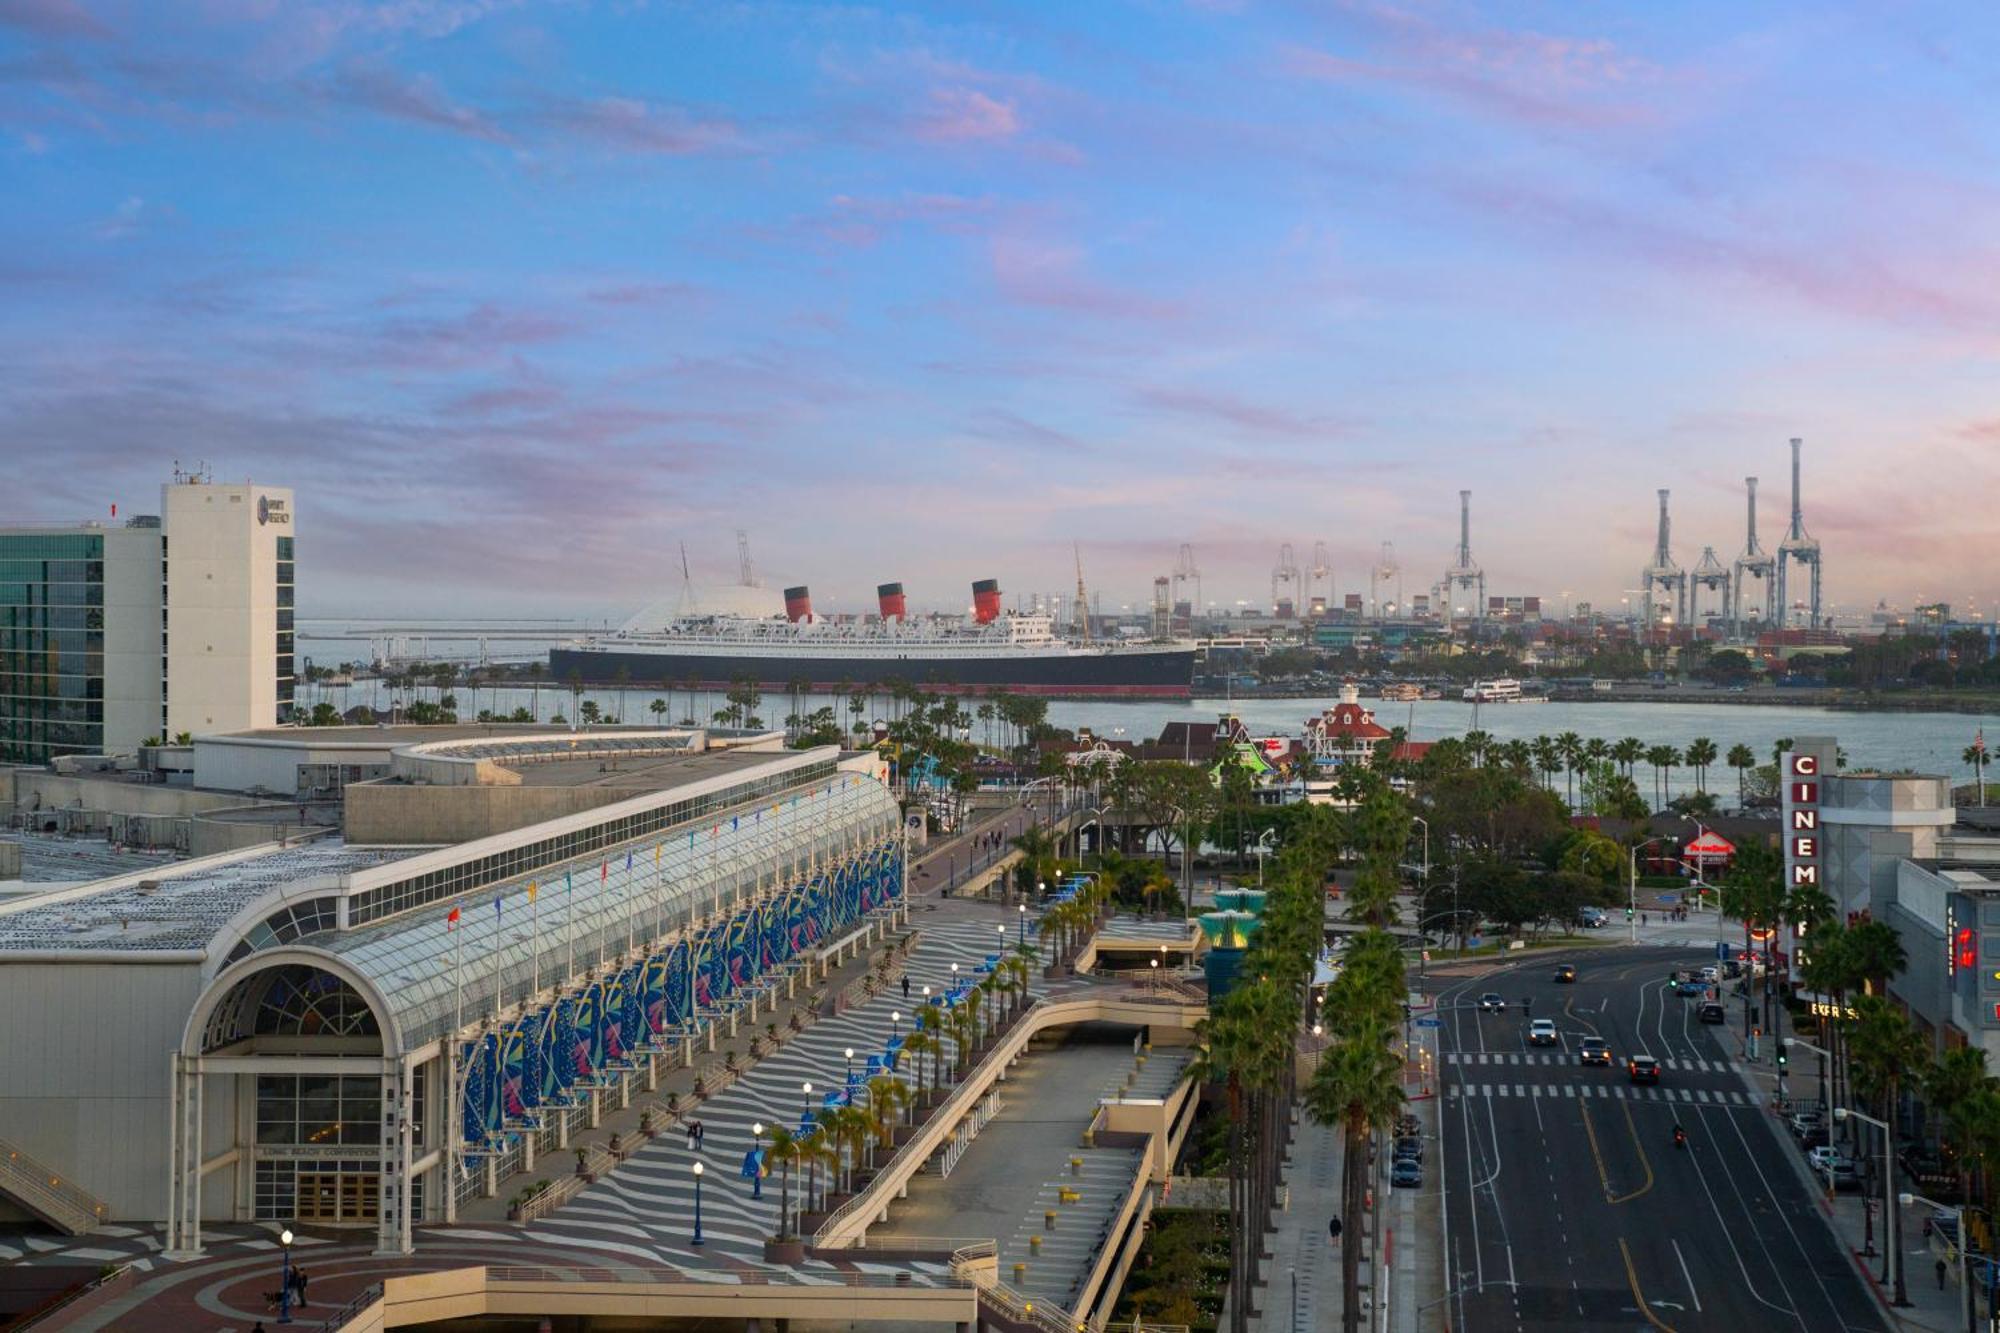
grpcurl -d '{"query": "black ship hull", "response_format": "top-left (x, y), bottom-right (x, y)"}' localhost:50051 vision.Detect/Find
top-left (548, 646), bottom-right (1195, 698)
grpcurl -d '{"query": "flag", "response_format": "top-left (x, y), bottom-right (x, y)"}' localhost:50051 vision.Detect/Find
top-left (527, 881), bottom-right (538, 903)
top-left (494, 895), bottom-right (503, 917)
top-left (600, 861), bottom-right (608, 882)
top-left (653, 845), bottom-right (661, 866)
top-left (731, 815), bottom-right (739, 831)
top-left (447, 906), bottom-right (461, 929)
top-left (626, 852), bottom-right (633, 871)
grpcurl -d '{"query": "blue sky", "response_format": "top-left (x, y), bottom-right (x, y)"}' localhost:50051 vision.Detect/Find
top-left (3, 0), bottom-right (1997, 621)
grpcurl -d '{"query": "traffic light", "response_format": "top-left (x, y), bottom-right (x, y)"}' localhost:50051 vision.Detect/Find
top-left (1627, 907), bottom-right (1635, 921)
top-left (1777, 1045), bottom-right (1789, 1070)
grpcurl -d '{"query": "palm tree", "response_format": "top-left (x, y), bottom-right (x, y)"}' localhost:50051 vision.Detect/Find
top-left (1685, 737), bottom-right (1718, 794)
top-left (1463, 729), bottom-right (1492, 768)
top-left (1727, 743), bottom-right (1756, 807)
top-left (1530, 736), bottom-right (1560, 792)
top-left (1612, 736), bottom-right (1644, 779)
top-left (1555, 731), bottom-right (1583, 808)
top-left (1305, 1018), bottom-right (1405, 1333)
top-left (1643, 744), bottom-right (1679, 810)
top-left (902, 1024), bottom-right (942, 1096)
top-left (864, 1074), bottom-right (912, 1164)
top-left (648, 697), bottom-right (668, 726)
top-left (1965, 740), bottom-right (1990, 806)
top-left (765, 1125), bottom-right (803, 1240)
top-left (1845, 919), bottom-right (1908, 996)
top-left (1847, 995), bottom-right (1926, 1302)
top-left (1772, 737), bottom-right (1794, 769)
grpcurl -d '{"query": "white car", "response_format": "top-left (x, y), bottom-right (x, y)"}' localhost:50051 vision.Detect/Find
top-left (1528, 1019), bottom-right (1559, 1047)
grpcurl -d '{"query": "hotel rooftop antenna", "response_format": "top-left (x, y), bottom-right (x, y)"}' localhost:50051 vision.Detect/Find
top-left (1640, 488), bottom-right (1688, 629)
top-left (1774, 437), bottom-right (1823, 629)
top-left (1442, 489), bottom-right (1486, 620)
top-left (1731, 476), bottom-right (1775, 637)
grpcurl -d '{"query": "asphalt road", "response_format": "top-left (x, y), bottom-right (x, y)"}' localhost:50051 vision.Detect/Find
top-left (1430, 946), bottom-right (1885, 1333)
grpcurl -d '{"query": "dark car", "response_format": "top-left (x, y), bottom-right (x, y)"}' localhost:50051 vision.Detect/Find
top-left (1697, 1002), bottom-right (1726, 1024)
top-left (1578, 1037), bottom-right (1611, 1066)
top-left (1478, 992), bottom-right (1506, 1013)
top-left (1391, 1158), bottom-right (1423, 1189)
top-left (1628, 1055), bottom-right (1661, 1085)
top-left (1554, 964), bottom-right (1577, 984)
top-left (1675, 979), bottom-right (1706, 997)
top-left (1393, 1136), bottom-right (1423, 1163)
top-left (1797, 1123), bottom-right (1831, 1151)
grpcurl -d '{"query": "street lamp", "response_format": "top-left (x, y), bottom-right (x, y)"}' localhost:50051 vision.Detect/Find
top-left (1252, 828), bottom-right (1277, 886)
top-left (1899, 1189), bottom-right (1972, 1333)
top-left (691, 1160), bottom-right (706, 1246)
top-left (802, 1080), bottom-right (814, 1124)
top-left (1150, 957), bottom-right (1159, 992)
top-left (1018, 902), bottom-right (1029, 947)
top-left (278, 1226), bottom-right (295, 1325)
top-left (890, 1009), bottom-right (902, 1038)
top-left (750, 1122), bottom-right (765, 1199)
top-left (1785, 1035), bottom-right (1832, 1125)
top-left (1836, 1105), bottom-right (1907, 1303)
top-left (844, 1047), bottom-right (855, 1082)
top-left (1629, 836), bottom-right (1670, 944)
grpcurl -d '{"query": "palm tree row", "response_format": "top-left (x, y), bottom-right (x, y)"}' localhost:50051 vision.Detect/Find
top-left (1304, 781), bottom-right (1411, 1332)
top-left (1447, 730), bottom-right (1767, 815)
top-left (1194, 802), bottom-right (1345, 1333)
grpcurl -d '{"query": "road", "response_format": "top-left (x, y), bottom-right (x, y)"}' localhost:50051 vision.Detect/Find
top-left (1431, 947), bottom-right (1885, 1333)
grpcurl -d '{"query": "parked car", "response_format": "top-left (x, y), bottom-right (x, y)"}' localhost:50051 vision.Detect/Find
top-left (1675, 979), bottom-right (1706, 997)
top-left (1393, 1136), bottom-right (1423, 1164)
top-left (1796, 1123), bottom-right (1831, 1152)
top-left (1391, 1158), bottom-right (1423, 1189)
top-left (1788, 1109), bottom-right (1825, 1138)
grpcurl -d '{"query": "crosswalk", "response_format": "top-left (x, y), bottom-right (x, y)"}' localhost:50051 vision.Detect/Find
top-left (1443, 1052), bottom-right (1738, 1074)
top-left (1446, 1083), bottom-right (1757, 1105)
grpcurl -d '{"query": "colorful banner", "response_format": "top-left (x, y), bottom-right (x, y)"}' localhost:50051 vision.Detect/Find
top-left (460, 1032), bottom-right (502, 1151)
top-left (602, 971), bottom-right (629, 1067)
top-left (501, 1014), bottom-right (538, 1121)
top-left (571, 984), bottom-right (599, 1080)
top-left (664, 937), bottom-right (692, 1030)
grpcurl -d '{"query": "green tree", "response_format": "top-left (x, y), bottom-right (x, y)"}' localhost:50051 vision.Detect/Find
top-left (1685, 737), bottom-right (1718, 794)
top-left (1727, 743), bottom-right (1757, 808)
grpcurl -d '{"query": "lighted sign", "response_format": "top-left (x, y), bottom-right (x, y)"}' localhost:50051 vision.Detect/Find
top-left (1957, 926), bottom-right (1978, 974)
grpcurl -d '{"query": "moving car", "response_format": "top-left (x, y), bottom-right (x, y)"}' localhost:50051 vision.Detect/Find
top-left (1697, 1002), bottom-right (1726, 1024)
top-left (1554, 964), bottom-right (1577, 983)
top-left (1675, 978), bottom-right (1707, 997)
top-left (1578, 1037), bottom-right (1611, 1066)
top-left (1628, 1055), bottom-right (1661, 1084)
top-left (1391, 1158), bottom-right (1423, 1189)
top-left (1528, 1018), bottom-right (1559, 1046)
top-left (1478, 992), bottom-right (1506, 1013)
top-left (1577, 907), bottom-right (1607, 929)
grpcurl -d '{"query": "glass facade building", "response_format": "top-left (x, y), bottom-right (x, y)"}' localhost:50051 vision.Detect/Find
top-left (0, 533), bottom-right (107, 763)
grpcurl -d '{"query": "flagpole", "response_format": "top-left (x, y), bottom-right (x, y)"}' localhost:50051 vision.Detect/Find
top-left (447, 916), bottom-right (463, 1211)
top-left (627, 854), bottom-right (638, 959)
top-left (491, 896), bottom-right (504, 1023)
top-left (530, 883), bottom-right (540, 996)
top-left (566, 871), bottom-right (575, 982)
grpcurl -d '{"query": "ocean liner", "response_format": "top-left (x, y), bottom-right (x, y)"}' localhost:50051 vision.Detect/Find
top-left (549, 580), bottom-right (1196, 698)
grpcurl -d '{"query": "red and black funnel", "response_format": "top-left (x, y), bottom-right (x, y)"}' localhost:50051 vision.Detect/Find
top-left (972, 578), bottom-right (1002, 624)
top-left (877, 582), bottom-right (906, 622)
top-left (784, 586), bottom-right (813, 622)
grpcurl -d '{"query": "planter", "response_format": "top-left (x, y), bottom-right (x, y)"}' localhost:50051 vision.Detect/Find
top-left (506, 1204), bottom-right (522, 1222)
top-left (764, 1238), bottom-right (806, 1264)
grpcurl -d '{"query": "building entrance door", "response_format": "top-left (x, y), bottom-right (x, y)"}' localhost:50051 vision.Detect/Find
top-left (296, 1172), bottom-right (379, 1224)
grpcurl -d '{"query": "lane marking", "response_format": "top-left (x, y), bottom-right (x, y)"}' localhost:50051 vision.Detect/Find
top-left (1610, 1099), bottom-right (1656, 1205)
top-left (1621, 1236), bottom-right (1680, 1332)
top-left (1671, 1238), bottom-right (1702, 1313)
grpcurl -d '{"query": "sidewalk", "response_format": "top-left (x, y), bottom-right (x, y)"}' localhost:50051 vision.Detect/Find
top-left (1723, 990), bottom-right (1968, 1332)
top-left (1257, 1107), bottom-right (1350, 1333)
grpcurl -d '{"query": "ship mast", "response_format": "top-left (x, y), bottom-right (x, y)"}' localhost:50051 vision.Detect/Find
top-left (1072, 544), bottom-right (1093, 645)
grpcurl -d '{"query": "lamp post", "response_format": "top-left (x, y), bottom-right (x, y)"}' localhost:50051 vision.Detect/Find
top-left (845, 1047), bottom-right (855, 1083)
top-left (750, 1122), bottom-right (765, 1200)
top-left (1150, 957), bottom-right (1159, 993)
top-left (1900, 1189), bottom-right (1973, 1333)
top-left (1837, 1105), bottom-right (1906, 1302)
top-left (1629, 836), bottom-right (1669, 945)
top-left (691, 1160), bottom-right (706, 1246)
top-left (891, 1009), bottom-right (902, 1038)
top-left (278, 1226), bottom-right (295, 1325)
top-left (802, 1080), bottom-right (814, 1125)
top-left (1018, 902), bottom-right (1029, 947)
top-left (1786, 1035), bottom-right (1833, 1124)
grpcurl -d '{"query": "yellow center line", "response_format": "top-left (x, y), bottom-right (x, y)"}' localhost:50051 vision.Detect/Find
top-left (1620, 1237), bottom-right (1679, 1332)
top-left (1609, 1098), bottom-right (1655, 1204)
top-left (1580, 1100), bottom-right (1612, 1199)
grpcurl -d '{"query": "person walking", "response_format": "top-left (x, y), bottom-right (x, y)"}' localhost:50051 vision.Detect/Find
top-left (293, 1267), bottom-right (310, 1309)
top-left (900, 975), bottom-right (910, 1001)
top-left (1937, 1256), bottom-right (1948, 1290)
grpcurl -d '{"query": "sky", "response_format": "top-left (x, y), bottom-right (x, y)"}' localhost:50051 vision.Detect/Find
top-left (3, 0), bottom-right (1998, 624)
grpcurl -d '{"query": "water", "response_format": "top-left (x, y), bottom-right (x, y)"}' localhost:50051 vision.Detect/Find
top-left (295, 678), bottom-right (1993, 801)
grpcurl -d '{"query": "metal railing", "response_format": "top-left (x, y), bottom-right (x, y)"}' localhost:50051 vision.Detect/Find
top-left (513, 1139), bottom-right (621, 1225)
top-left (0, 1139), bottom-right (106, 1235)
top-left (486, 1262), bottom-right (973, 1289)
top-left (317, 1282), bottom-right (384, 1332)
top-left (980, 1276), bottom-right (1083, 1333)
top-left (10, 1262), bottom-right (131, 1329)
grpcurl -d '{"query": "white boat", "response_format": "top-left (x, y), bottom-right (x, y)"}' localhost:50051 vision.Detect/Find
top-left (1463, 678), bottom-right (1530, 703)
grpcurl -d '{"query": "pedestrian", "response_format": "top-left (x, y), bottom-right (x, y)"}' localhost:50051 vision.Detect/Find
top-left (901, 975), bottom-right (910, 1001)
top-left (294, 1268), bottom-right (309, 1308)
top-left (1938, 1256), bottom-right (1948, 1290)
top-left (686, 1120), bottom-right (697, 1150)
top-left (695, 1120), bottom-right (706, 1149)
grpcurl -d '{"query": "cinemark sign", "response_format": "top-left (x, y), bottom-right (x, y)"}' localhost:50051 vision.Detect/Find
top-left (1788, 752), bottom-right (1821, 886)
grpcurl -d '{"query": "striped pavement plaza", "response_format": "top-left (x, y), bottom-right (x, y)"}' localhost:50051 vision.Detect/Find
top-left (525, 913), bottom-right (1069, 1268)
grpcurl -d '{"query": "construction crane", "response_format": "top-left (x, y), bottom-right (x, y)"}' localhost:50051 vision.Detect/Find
top-left (1072, 544), bottom-right (1093, 644)
top-left (1309, 541), bottom-right (1332, 615)
top-left (735, 529), bottom-right (756, 587)
top-left (1640, 489), bottom-right (1687, 628)
top-left (1774, 437), bottom-right (1824, 629)
top-left (1272, 543), bottom-right (1301, 618)
top-left (1371, 542), bottom-right (1400, 619)
top-left (1171, 543), bottom-right (1201, 630)
top-left (1732, 476), bottom-right (1774, 636)
top-left (1442, 490), bottom-right (1486, 620)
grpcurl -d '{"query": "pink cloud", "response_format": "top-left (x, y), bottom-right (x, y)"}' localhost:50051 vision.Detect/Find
top-left (990, 237), bottom-right (1184, 321)
top-left (0, 0), bottom-right (111, 39)
top-left (320, 62), bottom-right (508, 142)
top-left (914, 87), bottom-right (1020, 143)
top-left (1138, 386), bottom-right (1355, 440)
top-left (537, 96), bottom-right (743, 155)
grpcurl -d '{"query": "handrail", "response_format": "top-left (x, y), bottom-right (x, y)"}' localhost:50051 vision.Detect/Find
top-left (0, 1139), bottom-right (106, 1235)
top-left (485, 1262), bottom-right (973, 1289)
top-left (980, 1276), bottom-right (1082, 1333)
top-left (10, 1262), bottom-right (131, 1329)
top-left (316, 1281), bottom-right (384, 1332)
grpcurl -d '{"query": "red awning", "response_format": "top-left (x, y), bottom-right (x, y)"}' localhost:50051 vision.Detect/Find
top-left (1685, 832), bottom-right (1736, 857)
